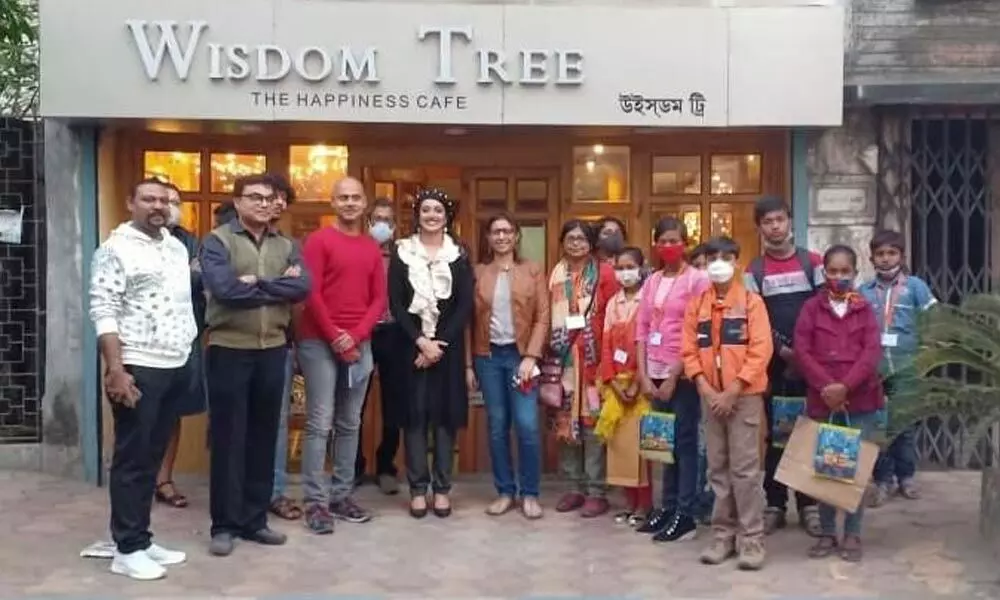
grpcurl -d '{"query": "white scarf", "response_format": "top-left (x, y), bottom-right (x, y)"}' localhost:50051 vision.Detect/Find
top-left (396, 235), bottom-right (461, 338)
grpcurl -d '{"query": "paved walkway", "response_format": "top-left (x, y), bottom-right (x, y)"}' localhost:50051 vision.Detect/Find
top-left (0, 470), bottom-right (997, 599)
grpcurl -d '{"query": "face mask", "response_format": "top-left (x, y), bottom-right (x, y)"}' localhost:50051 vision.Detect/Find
top-left (615, 268), bottom-right (641, 288)
top-left (763, 231), bottom-right (793, 250)
top-left (369, 221), bottom-right (394, 244)
top-left (656, 243), bottom-right (685, 266)
top-left (167, 204), bottom-right (181, 227)
top-left (706, 259), bottom-right (735, 284)
top-left (827, 277), bottom-right (854, 296)
top-left (875, 265), bottom-right (902, 280)
top-left (598, 232), bottom-right (624, 254)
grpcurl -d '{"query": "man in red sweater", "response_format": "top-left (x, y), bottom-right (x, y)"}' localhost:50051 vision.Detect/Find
top-left (298, 176), bottom-right (387, 534)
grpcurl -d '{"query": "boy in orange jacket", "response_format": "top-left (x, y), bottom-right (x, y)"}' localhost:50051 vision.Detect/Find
top-left (682, 237), bottom-right (773, 571)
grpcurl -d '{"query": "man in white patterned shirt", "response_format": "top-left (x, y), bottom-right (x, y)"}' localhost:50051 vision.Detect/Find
top-left (89, 178), bottom-right (197, 581)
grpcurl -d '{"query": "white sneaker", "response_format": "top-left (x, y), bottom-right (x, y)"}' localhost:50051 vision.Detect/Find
top-left (110, 550), bottom-right (166, 581)
top-left (146, 543), bottom-right (187, 566)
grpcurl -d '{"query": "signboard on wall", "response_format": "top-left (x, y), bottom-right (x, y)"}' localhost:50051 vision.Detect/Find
top-left (39, 0), bottom-right (845, 127)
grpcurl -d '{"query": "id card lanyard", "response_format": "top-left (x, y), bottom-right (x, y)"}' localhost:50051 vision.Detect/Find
top-left (878, 276), bottom-right (905, 372)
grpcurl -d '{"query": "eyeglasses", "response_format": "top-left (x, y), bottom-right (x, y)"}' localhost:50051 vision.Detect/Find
top-left (490, 228), bottom-right (516, 237)
top-left (564, 234), bottom-right (589, 244)
top-left (241, 193), bottom-right (277, 205)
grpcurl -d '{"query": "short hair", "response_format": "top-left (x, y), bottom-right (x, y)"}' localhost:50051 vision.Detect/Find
top-left (824, 244), bottom-right (858, 270)
top-left (232, 174), bottom-right (273, 198)
top-left (265, 173), bottom-right (296, 204)
top-left (159, 180), bottom-right (181, 197)
top-left (371, 197), bottom-right (394, 211)
top-left (598, 216), bottom-right (627, 238)
top-left (706, 236), bottom-right (740, 259)
top-left (130, 177), bottom-right (169, 198)
top-left (688, 243), bottom-right (709, 262)
top-left (753, 195), bottom-right (790, 225)
top-left (652, 216), bottom-right (688, 243)
top-left (559, 219), bottom-right (597, 247)
top-left (870, 229), bottom-right (906, 253)
top-left (615, 245), bottom-right (645, 267)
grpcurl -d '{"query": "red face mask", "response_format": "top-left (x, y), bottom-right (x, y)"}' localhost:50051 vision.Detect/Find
top-left (656, 243), bottom-right (685, 266)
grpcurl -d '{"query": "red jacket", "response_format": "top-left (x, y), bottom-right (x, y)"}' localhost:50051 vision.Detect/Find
top-left (792, 292), bottom-right (884, 418)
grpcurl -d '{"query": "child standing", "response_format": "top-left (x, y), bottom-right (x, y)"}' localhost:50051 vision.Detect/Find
top-left (596, 247), bottom-right (650, 526)
top-left (793, 245), bottom-right (883, 562)
top-left (682, 237), bottom-right (772, 570)
top-left (860, 230), bottom-right (937, 505)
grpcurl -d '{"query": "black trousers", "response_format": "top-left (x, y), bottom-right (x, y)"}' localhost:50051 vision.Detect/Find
top-left (404, 425), bottom-right (455, 496)
top-left (110, 362), bottom-right (192, 554)
top-left (763, 371), bottom-right (816, 513)
top-left (207, 345), bottom-right (287, 537)
top-left (355, 324), bottom-right (404, 477)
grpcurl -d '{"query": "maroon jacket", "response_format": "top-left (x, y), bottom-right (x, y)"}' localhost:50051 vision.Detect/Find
top-left (792, 292), bottom-right (884, 418)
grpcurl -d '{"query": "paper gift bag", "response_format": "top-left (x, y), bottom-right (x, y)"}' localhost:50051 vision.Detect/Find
top-left (639, 411), bottom-right (675, 464)
top-left (775, 416), bottom-right (878, 513)
top-left (770, 396), bottom-right (806, 448)
top-left (606, 411), bottom-right (649, 487)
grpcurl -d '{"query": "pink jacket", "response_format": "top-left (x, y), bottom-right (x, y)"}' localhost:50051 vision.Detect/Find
top-left (635, 267), bottom-right (710, 368)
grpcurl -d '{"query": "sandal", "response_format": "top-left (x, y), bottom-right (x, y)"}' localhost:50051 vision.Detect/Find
top-left (840, 535), bottom-right (863, 563)
top-left (433, 493), bottom-right (452, 518)
top-left (154, 481), bottom-right (188, 508)
top-left (269, 496), bottom-right (303, 520)
top-left (801, 505), bottom-right (823, 538)
top-left (485, 495), bottom-right (514, 516)
top-left (807, 535), bottom-right (839, 559)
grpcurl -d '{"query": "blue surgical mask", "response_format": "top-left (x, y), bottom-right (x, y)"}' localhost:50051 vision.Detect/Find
top-left (369, 221), bottom-right (394, 244)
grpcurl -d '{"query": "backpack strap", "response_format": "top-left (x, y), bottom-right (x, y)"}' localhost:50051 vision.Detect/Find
top-left (748, 256), bottom-right (765, 293)
top-left (794, 247), bottom-right (818, 292)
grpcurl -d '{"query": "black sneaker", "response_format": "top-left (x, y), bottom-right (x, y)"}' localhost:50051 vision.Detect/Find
top-left (653, 514), bottom-right (698, 543)
top-left (305, 504), bottom-right (335, 535)
top-left (636, 507), bottom-right (674, 534)
top-left (330, 498), bottom-right (373, 524)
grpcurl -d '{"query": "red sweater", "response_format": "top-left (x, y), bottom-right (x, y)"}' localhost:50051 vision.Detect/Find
top-left (297, 226), bottom-right (387, 344)
top-left (793, 292), bottom-right (884, 418)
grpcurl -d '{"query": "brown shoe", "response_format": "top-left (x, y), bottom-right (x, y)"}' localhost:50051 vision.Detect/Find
top-left (555, 492), bottom-right (586, 513)
top-left (580, 497), bottom-right (610, 518)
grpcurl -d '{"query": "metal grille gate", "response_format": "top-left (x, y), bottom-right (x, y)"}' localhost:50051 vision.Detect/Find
top-left (877, 107), bottom-right (997, 469)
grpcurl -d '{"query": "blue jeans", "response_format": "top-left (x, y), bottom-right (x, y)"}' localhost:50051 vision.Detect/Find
top-left (474, 344), bottom-right (542, 498)
top-left (299, 339), bottom-right (373, 506)
top-left (655, 379), bottom-right (701, 517)
top-left (873, 426), bottom-right (917, 485)
top-left (271, 349), bottom-right (294, 501)
top-left (818, 411), bottom-right (878, 537)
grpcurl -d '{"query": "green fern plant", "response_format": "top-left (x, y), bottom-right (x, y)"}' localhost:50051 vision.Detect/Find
top-left (891, 293), bottom-right (1000, 465)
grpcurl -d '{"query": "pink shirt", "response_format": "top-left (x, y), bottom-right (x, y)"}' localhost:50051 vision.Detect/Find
top-left (636, 267), bottom-right (710, 374)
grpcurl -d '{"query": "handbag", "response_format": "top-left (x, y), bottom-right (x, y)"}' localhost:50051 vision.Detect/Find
top-left (538, 266), bottom-right (600, 408)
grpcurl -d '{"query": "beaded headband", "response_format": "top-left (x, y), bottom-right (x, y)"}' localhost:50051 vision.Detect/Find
top-left (413, 188), bottom-right (456, 228)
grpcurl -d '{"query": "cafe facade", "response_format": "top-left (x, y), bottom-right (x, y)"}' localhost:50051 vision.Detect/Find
top-left (36, 0), bottom-right (845, 480)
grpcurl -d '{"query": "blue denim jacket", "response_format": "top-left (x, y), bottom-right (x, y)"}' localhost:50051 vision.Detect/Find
top-left (858, 274), bottom-right (937, 375)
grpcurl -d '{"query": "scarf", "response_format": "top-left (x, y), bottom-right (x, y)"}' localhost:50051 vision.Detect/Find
top-left (548, 258), bottom-right (600, 442)
top-left (396, 235), bottom-right (460, 338)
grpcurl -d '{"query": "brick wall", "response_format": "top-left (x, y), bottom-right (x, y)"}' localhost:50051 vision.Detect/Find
top-left (0, 118), bottom-right (46, 444)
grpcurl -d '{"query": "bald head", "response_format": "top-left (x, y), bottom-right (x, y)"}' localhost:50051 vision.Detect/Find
top-left (332, 176), bottom-right (367, 228)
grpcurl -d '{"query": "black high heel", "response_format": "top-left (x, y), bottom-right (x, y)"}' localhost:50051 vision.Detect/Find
top-left (432, 494), bottom-right (452, 518)
top-left (409, 496), bottom-right (428, 519)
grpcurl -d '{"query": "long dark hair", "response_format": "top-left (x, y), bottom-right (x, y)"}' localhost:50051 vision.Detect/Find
top-left (480, 212), bottom-right (521, 265)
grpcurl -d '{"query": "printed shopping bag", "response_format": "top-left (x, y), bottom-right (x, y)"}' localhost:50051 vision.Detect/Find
top-left (813, 418), bottom-right (862, 483)
top-left (770, 396), bottom-right (806, 448)
top-left (639, 411), bottom-right (675, 464)
top-left (775, 416), bottom-right (878, 513)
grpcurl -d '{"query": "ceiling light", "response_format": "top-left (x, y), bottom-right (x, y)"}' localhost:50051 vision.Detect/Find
top-left (592, 144), bottom-right (605, 155)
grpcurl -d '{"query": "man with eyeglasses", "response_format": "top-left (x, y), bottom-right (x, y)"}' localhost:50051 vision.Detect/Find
top-left (298, 176), bottom-right (386, 534)
top-left (199, 173), bottom-right (311, 557)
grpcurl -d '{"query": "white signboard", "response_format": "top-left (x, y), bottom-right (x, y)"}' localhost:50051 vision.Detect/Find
top-left (39, 0), bottom-right (845, 127)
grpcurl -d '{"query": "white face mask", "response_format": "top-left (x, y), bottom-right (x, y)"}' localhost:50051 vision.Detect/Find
top-left (706, 259), bottom-right (735, 284)
top-left (615, 268), bottom-right (641, 288)
top-left (167, 204), bottom-right (182, 227)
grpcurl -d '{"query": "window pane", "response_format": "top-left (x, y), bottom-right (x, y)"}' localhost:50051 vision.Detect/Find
top-left (288, 144), bottom-right (350, 201)
top-left (210, 153), bottom-right (267, 194)
top-left (711, 202), bottom-right (757, 265)
top-left (710, 154), bottom-right (761, 195)
top-left (652, 206), bottom-right (701, 246)
top-left (374, 182), bottom-right (395, 200)
top-left (178, 201), bottom-right (199, 234)
top-left (572, 145), bottom-right (629, 203)
top-left (515, 179), bottom-right (548, 212)
top-left (476, 179), bottom-right (508, 212)
top-left (651, 156), bottom-right (701, 195)
top-left (519, 224), bottom-right (547, 269)
top-left (144, 151), bottom-right (201, 192)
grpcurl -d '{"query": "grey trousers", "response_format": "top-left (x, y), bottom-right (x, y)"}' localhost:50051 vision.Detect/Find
top-left (557, 426), bottom-right (607, 498)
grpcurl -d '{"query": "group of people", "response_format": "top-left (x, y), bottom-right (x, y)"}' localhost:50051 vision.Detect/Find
top-left (89, 175), bottom-right (933, 581)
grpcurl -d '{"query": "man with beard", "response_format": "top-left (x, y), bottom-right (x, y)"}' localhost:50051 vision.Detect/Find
top-left (89, 178), bottom-right (198, 580)
top-left (200, 174), bottom-right (311, 556)
top-left (743, 195), bottom-right (823, 537)
top-left (151, 182), bottom-right (206, 510)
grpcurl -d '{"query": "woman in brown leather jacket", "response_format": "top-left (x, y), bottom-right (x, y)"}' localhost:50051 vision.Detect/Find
top-left (468, 213), bottom-right (550, 519)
